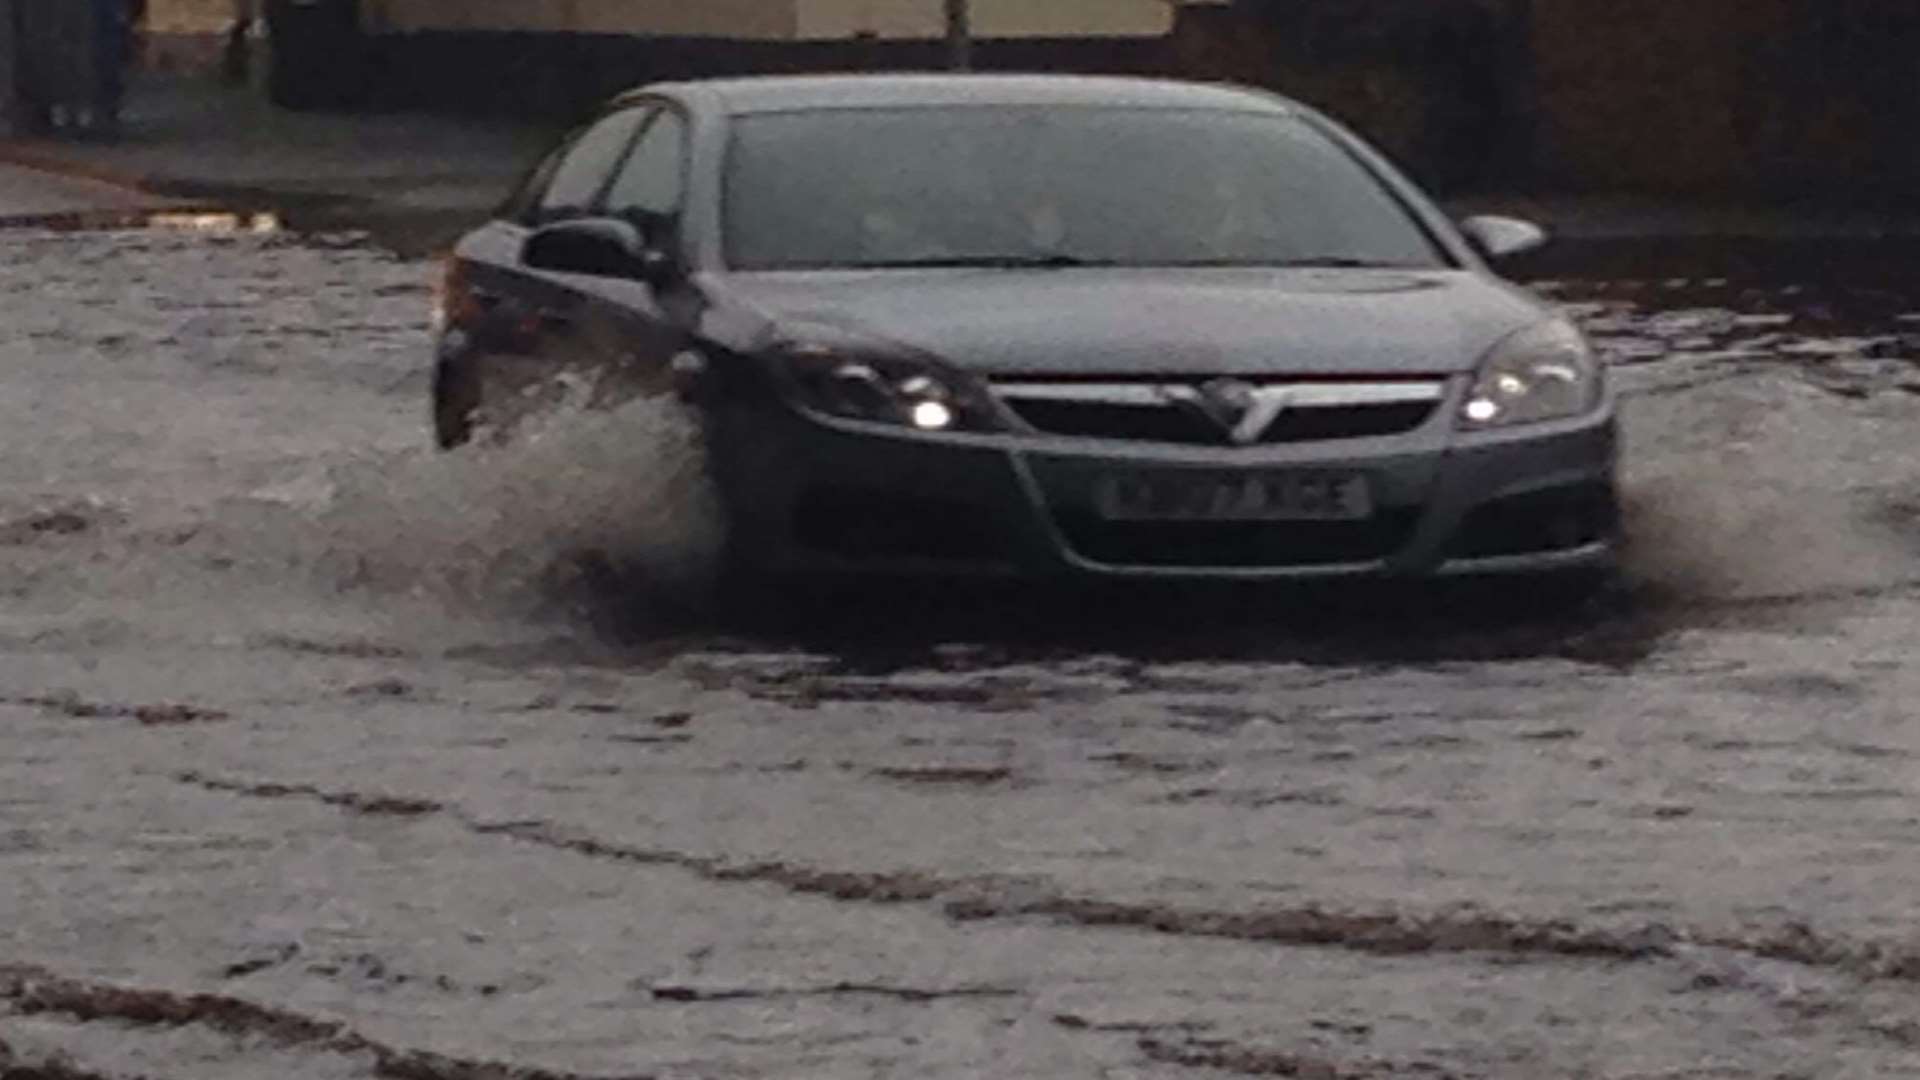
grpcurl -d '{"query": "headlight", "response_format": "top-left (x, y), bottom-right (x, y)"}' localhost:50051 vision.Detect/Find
top-left (776, 344), bottom-right (1004, 432)
top-left (1459, 319), bottom-right (1603, 430)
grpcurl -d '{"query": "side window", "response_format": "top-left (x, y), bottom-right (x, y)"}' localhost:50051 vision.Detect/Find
top-left (534, 108), bottom-right (651, 222)
top-left (498, 145), bottom-right (565, 224)
top-left (603, 111), bottom-right (688, 226)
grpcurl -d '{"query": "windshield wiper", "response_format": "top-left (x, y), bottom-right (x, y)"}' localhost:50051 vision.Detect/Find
top-left (1270, 256), bottom-right (1418, 269)
top-left (1151, 256), bottom-right (1421, 269)
top-left (839, 255), bottom-right (1421, 271)
top-left (845, 253), bottom-right (1115, 270)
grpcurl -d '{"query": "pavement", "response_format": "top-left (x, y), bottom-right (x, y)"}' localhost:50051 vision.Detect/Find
top-left (0, 71), bottom-right (558, 234)
top-left (0, 160), bottom-right (178, 220)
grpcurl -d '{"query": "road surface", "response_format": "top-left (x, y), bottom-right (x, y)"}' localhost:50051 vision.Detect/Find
top-left (2, 164), bottom-right (1920, 1079)
top-left (0, 160), bottom-right (175, 220)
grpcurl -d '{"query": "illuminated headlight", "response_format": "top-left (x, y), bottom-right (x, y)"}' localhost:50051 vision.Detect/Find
top-left (778, 345), bottom-right (1001, 432)
top-left (909, 399), bottom-right (955, 431)
top-left (1459, 319), bottom-right (1603, 430)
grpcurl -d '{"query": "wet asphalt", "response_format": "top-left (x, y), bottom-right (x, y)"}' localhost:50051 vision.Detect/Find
top-left (4, 167), bottom-right (1920, 1078)
top-left (0, 162), bottom-right (178, 221)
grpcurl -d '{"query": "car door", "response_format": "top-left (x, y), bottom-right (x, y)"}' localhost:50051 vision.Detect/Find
top-left (458, 105), bottom-right (655, 420)
top-left (561, 103), bottom-right (695, 409)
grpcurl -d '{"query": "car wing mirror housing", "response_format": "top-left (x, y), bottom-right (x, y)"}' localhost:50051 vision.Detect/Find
top-left (523, 217), bottom-right (678, 286)
top-left (1459, 215), bottom-right (1549, 261)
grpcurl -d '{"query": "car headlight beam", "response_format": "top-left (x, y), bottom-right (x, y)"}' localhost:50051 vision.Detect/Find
top-left (1459, 319), bottom-right (1602, 430)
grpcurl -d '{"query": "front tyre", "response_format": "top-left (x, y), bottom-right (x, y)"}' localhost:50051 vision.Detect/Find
top-left (431, 354), bottom-right (483, 450)
top-left (1523, 564), bottom-right (1621, 616)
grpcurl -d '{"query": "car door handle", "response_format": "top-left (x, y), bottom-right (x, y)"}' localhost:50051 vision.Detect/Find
top-left (536, 307), bottom-right (574, 331)
top-left (468, 286), bottom-right (505, 311)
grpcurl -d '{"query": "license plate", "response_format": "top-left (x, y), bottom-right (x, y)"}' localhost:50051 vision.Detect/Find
top-left (1093, 471), bottom-right (1374, 522)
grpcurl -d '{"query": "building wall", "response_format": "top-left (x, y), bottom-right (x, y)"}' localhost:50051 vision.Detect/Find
top-left (792, 0), bottom-right (1175, 40)
top-left (144, 0), bottom-right (229, 34)
top-left (1172, 1), bottom-right (1513, 192)
top-left (137, 0), bottom-right (1920, 199)
top-left (350, 0), bottom-right (1172, 39)
top-left (369, 0), bottom-right (798, 38)
top-left (1526, 0), bottom-right (1767, 192)
top-left (1526, 0), bottom-right (1920, 195)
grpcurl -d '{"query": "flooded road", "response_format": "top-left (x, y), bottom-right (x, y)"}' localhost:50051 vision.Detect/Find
top-left (5, 206), bottom-right (1920, 1079)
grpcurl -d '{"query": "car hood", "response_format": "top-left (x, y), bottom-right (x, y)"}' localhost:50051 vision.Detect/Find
top-left (704, 267), bottom-right (1548, 377)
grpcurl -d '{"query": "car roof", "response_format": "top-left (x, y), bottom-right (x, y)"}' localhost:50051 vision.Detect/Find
top-left (617, 73), bottom-right (1298, 117)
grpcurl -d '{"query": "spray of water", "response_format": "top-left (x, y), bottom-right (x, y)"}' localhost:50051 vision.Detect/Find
top-left (268, 387), bottom-right (728, 636)
top-left (1608, 347), bottom-right (1920, 608)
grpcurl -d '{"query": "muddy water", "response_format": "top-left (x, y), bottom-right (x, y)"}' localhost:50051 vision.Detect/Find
top-left (4, 221), bottom-right (1920, 1078)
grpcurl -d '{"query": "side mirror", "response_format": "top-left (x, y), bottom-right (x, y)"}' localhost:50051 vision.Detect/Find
top-left (522, 218), bottom-right (678, 287)
top-left (1459, 215), bottom-right (1549, 261)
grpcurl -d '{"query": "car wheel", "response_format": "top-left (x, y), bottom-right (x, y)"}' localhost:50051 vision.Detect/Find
top-left (704, 530), bottom-right (848, 625)
top-left (706, 531), bottom-right (784, 613)
top-left (431, 354), bottom-right (484, 450)
top-left (1526, 565), bottom-right (1620, 615)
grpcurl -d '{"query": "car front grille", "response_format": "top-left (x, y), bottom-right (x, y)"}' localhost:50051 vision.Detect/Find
top-left (995, 379), bottom-right (1446, 447)
top-left (1052, 510), bottom-right (1420, 569)
top-left (792, 487), bottom-right (1008, 563)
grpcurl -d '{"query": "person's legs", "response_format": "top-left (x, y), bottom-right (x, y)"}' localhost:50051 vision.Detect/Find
top-left (88, 0), bottom-right (129, 132)
top-left (222, 16), bottom-right (252, 84)
top-left (0, 0), bottom-right (17, 134)
top-left (7, 0), bottom-right (54, 133)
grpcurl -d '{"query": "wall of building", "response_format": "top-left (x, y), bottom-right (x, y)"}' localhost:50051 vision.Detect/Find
top-left (792, 0), bottom-right (1174, 40)
top-left (368, 0), bottom-right (796, 38)
top-left (1178, 0), bottom-right (1920, 199)
top-left (1171, 1), bottom-right (1515, 192)
top-left (360, 31), bottom-right (1171, 119)
top-left (1528, 0), bottom-right (1768, 191)
top-left (136, 0), bottom-right (1920, 200)
top-left (1526, 0), bottom-right (1920, 197)
top-left (144, 0), bottom-right (227, 34)
top-left (226, 0), bottom-right (1179, 39)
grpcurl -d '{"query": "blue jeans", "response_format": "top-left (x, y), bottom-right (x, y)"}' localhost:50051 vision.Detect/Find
top-left (91, 0), bottom-right (130, 112)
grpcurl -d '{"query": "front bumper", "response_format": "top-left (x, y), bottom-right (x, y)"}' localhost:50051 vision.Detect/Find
top-left (707, 388), bottom-right (1619, 581)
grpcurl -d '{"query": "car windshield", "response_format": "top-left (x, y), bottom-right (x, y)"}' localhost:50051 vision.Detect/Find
top-left (722, 106), bottom-right (1449, 272)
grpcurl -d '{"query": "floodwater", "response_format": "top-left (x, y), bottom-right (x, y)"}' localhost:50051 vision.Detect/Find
top-left (4, 215), bottom-right (1920, 1079)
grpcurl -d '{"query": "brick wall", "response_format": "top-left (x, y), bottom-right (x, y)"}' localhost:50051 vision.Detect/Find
top-left (1171, 2), bottom-right (1512, 192)
top-left (1185, 0), bottom-right (1920, 198)
top-left (1526, 0), bottom-right (1920, 196)
top-left (144, 0), bottom-right (229, 34)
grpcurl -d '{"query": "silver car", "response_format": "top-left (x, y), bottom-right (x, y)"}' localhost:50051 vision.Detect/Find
top-left (433, 74), bottom-right (1618, 588)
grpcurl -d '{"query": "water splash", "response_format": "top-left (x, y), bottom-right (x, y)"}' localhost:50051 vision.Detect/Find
top-left (308, 390), bottom-right (727, 619)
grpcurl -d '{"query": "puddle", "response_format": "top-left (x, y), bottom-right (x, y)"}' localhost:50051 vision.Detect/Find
top-left (1509, 234), bottom-right (1920, 285)
top-left (0, 207), bottom-right (284, 235)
